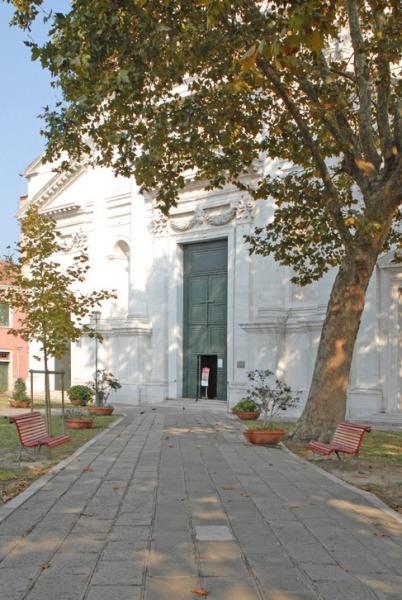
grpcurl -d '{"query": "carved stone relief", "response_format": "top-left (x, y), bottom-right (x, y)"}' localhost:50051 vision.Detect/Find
top-left (149, 211), bottom-right (168, 235)
top-left (150, 197), bottom-right (253, 236)
top-left (62, 229), bottom-right (88, 252)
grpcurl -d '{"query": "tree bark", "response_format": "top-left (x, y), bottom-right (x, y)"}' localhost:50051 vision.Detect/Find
top-left (292, 242), bottom-right (382, 442)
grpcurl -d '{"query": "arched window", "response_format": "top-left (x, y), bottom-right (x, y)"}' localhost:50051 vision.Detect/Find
top-left (106, 240), bottom-right (130, 317)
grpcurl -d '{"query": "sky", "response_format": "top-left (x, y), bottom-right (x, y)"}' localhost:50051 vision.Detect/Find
top-left (0, 3), bottom-right (69, 255)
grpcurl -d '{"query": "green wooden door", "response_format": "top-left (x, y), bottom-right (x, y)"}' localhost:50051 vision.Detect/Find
top-left (0, 363), bottom-right (9, 393)
top-left (183, 240), bottom-right (227, 400)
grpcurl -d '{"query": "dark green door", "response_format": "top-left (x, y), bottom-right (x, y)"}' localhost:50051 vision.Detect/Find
top-left (183, 240), bottom-right (227, 400)
top-left (0, 362), bottom-right (9, 393)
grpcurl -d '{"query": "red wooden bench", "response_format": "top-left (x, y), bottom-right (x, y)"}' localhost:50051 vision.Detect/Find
top-left (307, 421), bottom-right (371, 459)
top-left (10, 411), bottom-right (70, 463)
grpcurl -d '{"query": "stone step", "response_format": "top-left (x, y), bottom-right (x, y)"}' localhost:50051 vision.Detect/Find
top-left (164, 398), bottom-right (228, 411)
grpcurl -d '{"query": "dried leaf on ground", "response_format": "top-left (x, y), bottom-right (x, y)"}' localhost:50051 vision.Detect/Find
top-left (191, 588), bottom-right (208, 597)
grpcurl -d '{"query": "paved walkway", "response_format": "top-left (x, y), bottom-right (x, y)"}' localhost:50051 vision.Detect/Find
top-left (1, 407), bottom-right (402, 600)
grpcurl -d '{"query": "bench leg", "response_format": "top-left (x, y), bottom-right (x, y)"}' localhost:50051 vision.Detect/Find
top-left (335, 450), bottom-right (343, 460)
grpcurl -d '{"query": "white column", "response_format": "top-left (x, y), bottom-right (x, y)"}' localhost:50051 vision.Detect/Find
top-left (128, 181), bottom-right (149, 318)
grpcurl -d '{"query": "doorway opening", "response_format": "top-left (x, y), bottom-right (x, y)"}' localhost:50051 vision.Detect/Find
top-left (197, 354), bottom-right (218, 399)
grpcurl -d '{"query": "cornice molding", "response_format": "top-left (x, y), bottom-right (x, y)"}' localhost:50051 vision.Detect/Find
top-left (377, 251), bottom-right (402, 270)
top-left (42, 204), bottom-right (80, 217)
top-left (240, 308), bottom-right (326, 334)
top-left (84, 318), bottom-right (152, 337)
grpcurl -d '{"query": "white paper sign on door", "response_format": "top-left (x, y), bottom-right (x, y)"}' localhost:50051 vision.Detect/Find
top-left (201, 367), bottom-right (210, 387)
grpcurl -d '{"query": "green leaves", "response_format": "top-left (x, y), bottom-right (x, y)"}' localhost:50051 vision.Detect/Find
top-left (0, 207), bottom-right (116, 361)
top-left (7, 0), bottom-right (402, 285)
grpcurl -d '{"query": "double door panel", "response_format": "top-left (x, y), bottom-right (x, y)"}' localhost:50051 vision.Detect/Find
top-left (183, 241), bottom-right (227, 400)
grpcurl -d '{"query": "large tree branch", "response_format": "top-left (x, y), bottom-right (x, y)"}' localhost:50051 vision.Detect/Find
top-left (296, 76), bottom-right (355, 153)
top-left (259, 60), bottom-right (353, 246)
top-left (394, 96), bottom-right (402, 153)
top-left (346, 0), bottom-right (381, 169)
top-left (381, 156), bottom-right (402, 213)
top-left (368, 0), bottom-right (393, 162)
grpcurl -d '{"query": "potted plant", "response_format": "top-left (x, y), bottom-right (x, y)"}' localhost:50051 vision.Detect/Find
top-left (87, 369), bottom-right (121, 415)
top-left (9, 378), bottom-right (31, 409)
top-left (242, 369), bottom-right (300, 445)
top-left (232, 398), bottom-right (260, 420)
top-left (65, 407), bottom-right (93, 429)
top-left (67, 384), bottom-right (93, 406)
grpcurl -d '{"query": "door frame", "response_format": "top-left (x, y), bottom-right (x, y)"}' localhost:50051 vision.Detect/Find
top-left (0, 350), bottom-right (11, 393)
top-left (182, 240), bottom-right (228, 400)
top-left (166, 227), bottom-right (235, 406)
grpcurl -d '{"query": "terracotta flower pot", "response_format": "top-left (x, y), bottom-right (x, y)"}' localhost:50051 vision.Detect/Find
top-left (243, 429), bottom-right (286, 445)
top-left (87, 406), bottom-right (114, 416)
top-left (69, 399), bottom-right (83, 406)
top-left (66, 418), bottom-right (93, 429)
top-left (235, 411), bottom-right (260, 420)
top-left (9, 400), bottom-right (30, 409)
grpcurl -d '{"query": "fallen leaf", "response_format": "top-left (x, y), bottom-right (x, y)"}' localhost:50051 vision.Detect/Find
top-left (168, 444), bottom-right (176, 448)
top-left (41, 564), bottom-right (50, 570)
top-left (355, 158), bottom-right (376, 174)
top-left (240, 492), bottom-right (249, 497)
top-left (82, 467), bottom-right (94, 473)
top-left (191, 588), bottom-right (209, 597)
top-left (112, 486), bottom-right (120, 490)
top-left (80, 512), bottom-right (95, 517)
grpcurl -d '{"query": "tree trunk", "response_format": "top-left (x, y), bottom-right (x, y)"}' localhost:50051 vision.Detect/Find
top-left (292, 243), bottom-right (381, 442)
top-left (43, 348), bottom-right (52, 436)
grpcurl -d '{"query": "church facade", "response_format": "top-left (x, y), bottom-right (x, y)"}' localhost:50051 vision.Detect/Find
top-left (18, 156), bottom-right (402, 418)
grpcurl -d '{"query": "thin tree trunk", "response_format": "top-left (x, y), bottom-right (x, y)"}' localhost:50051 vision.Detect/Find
top-left (292, 243), bottom-right (381, 442)
top-left (43, 347), bottom-right (52, 436)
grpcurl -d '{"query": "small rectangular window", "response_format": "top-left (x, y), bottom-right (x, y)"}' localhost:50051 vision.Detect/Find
top-left (0, 303), bottom-right (9, 327)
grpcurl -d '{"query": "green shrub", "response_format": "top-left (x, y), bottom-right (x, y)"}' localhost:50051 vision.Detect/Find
top-left (12, 378), bottom-right (29, 402)
top-left (67, 385), bottom-right (93, 406)
top-left (232, 399), bottom-right (259, 413)
top-left (65, 407), bottom-right (93, 421)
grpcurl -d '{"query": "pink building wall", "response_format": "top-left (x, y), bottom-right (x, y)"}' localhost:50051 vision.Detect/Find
top-left (0, 306), bottom-right (29, 392)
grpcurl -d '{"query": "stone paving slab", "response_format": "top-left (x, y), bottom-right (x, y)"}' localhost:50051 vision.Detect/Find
top-left (0, 406), bottom-right (401, 600)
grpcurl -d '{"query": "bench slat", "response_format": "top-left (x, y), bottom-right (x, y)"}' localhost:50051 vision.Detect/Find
top-left (307, 421), bottom-right (370, 458)
top-left (10, 411), bottom-right (70, 454)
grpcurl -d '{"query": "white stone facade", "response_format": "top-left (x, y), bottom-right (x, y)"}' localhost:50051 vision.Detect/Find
top-left (18, 156), bottom-right (402, 418)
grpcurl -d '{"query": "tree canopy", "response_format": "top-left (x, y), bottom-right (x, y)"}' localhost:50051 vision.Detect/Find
top-left (8, 0), bottom-right (402, 284)
top-left (7, 0), bottom-right (402, 439)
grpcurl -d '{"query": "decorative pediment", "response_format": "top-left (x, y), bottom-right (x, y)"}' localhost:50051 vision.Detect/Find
top-left (17, 160), bottom-right (87, 219)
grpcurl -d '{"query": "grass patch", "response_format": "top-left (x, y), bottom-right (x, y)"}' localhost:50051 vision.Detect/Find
top-left (284, 425), bottom-right (402, 513)
top-left (0, 395), bottom-right (65, 410)
top-left (0, 414), bottom-right (118, 504)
